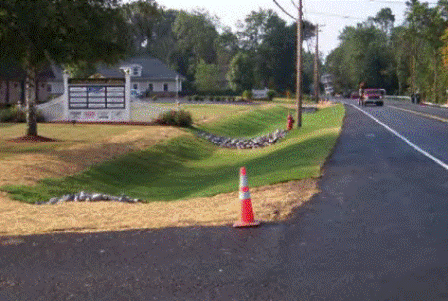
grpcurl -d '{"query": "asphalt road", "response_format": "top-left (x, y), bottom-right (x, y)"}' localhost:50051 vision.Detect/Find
top-left (1, 99), bottom-right (448, 300)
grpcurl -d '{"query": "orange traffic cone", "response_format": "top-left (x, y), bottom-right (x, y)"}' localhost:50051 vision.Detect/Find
top-left (233, 167), bottom-right (260, 228)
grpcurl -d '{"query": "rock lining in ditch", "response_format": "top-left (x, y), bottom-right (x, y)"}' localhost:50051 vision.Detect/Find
top-left (196, 129), bottom-right (288, 149)
top-left (39, 191), bottom-right (142, 205)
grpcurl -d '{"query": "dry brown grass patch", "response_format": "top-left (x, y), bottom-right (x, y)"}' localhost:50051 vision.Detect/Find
top-left (0, 179), bottom-right (318, 236)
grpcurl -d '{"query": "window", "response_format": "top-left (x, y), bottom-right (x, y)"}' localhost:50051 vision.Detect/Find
top-left (163, 83), bottom-right (168, 92)
top-left (133, 67), bottom-right (139, 76)
top-left (148, 83), bottom-right (153, 91)
top-left (47, 84), bottom-right (52, 93)
top-left (133, 83), bottom-right (138, 90)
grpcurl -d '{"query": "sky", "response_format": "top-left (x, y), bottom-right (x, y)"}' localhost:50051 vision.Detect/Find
top-left (152, 0), bottom-right (423, 57)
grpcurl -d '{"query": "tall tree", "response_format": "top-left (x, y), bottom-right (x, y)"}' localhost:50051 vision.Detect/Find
top-left (234, 8), bottom-right (315, 92)
top-left (0, 0), bottom-right (130, 137)
top-left (121, 0), bottom-right (160, 54)
top-left (373, 8), bottom-right (395, 36)
top-left (405, 0), bottom-right (448, 102)
top-left (325, 21), bottom-right (396, 94)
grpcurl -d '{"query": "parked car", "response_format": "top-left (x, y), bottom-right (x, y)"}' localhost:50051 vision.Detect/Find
top-left (359, 88), bottom-right (385, 106)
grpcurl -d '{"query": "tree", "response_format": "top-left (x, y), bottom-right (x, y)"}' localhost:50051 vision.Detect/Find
top-left (404, 0), bottom-right (448, 102)
top-left (227, 52), bottom-right (254, 92)
top-left (194, 60), bottom-right (221, 92)
top-left (325, 15), bottom-right (397, 95)
top-left (120, 0), bottom-right (160, 54)
top-left (0, 0), bottom-right (130, 137)
top-left (235, 8), bottom-right (315, 92)
top-left (172, 10), bottom-right (219, 65)
top-left (373, 8), bottom-right (395, 36)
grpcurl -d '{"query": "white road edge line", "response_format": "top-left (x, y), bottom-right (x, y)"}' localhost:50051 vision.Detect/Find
top-left (387, 105), bottom-right (448, 123)
top-left (350, 104), bottom-right (448, 171)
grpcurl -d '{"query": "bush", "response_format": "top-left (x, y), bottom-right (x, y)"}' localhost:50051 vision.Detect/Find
top-left (0, 105), bottom-right (45, 123)
top-left (267, 90), bottom-right (276, 101)
top-left (156, 110), bottom-right (192, 128)
top-left (242, 90), bottom-right (253, 101)
top-left (0, 105), bottom-right (25, 122)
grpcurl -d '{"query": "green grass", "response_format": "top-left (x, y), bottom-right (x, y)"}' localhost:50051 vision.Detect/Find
top-left (2, 104), bottom-right (345, 203)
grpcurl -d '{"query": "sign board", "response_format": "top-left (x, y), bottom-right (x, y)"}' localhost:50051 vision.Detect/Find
top-left (66, 77), bottom-right (130, 122)
top-left (68, 86), bottom-right (125, 110)
top-left (252, 88), bottom-right (269, 99)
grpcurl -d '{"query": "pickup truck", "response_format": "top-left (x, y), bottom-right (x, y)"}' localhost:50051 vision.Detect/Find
top-left (359, 88), bottom-right (385, 106)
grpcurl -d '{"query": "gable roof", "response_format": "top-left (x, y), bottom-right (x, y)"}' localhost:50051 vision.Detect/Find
top-left (120, 57), bottom-right (185, 81)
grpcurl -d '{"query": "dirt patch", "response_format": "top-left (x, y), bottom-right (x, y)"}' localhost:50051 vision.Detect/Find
top-left (0, 123), bottom-right (321, 237)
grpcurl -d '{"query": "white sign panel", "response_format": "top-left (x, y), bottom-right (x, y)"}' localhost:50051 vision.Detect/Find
top-left (66, 76), bottom-right (129, 122)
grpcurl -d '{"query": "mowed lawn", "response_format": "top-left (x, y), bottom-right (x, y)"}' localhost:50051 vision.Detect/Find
top-left (1, 103), bottom-right (345, 204)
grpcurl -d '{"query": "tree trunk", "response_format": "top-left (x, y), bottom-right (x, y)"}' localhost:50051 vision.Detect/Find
top-left (24, 57), bottom-right (37, 137)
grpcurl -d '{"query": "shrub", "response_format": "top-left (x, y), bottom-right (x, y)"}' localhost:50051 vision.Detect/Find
top-left (193, 95), bottom-right (200, 101)
top-left (156, 110), bottom-right (192, 128)
top-left (267, 90), bottom-right (276, 101)
top-left (242, 90), bottom-right (253, 101)
top-left (0, 105), bottom-right (45, 123)
top-left (0, 105), bottom-right (25, 122)
top-left (174, 110), bottom-right (193, 127)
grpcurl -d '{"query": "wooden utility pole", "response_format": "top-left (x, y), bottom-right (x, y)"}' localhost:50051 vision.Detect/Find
top-left (296, 0), bottom-right (303, 128)
top-left (313, 24), bottom-right (319, 103)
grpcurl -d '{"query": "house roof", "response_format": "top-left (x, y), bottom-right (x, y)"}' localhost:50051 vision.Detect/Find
top-left (87, 56), bottom-right (185, 82)
top-left (45, 56), bottom-right (185, 82)
top-left (120, 57), bottom-right (185, 81)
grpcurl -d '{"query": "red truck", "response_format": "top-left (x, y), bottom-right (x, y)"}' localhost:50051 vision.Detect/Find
top-left (359, 88), bottom-right (385, 106)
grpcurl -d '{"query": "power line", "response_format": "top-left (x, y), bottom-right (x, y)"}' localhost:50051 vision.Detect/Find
top-left (368, 0), bottom-right (438, 4)
top-left (306, 11), bottom-right (364, 20)
top-left (272, 0), bottom-right (296, 20)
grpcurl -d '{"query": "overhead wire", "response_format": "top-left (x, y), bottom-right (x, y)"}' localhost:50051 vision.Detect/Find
top-left (272, 0), bottom-right (296, 20)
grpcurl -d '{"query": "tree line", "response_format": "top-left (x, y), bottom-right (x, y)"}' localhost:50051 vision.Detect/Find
top-left (325, 0), bottom-right (448, 103)
top-left (124, 2), bottom-right (317, 95)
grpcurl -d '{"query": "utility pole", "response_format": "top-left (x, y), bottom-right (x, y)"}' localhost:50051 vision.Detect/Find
top-left (296, 0), bottom-right (303, 128)
top-left (313, 24), bottom-right (319, 104)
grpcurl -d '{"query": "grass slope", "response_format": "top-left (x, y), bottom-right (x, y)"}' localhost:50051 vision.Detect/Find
top-left (2, 105), bottom-right (344, 203)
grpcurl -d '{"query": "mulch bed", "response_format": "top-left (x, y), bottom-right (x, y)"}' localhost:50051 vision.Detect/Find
top-left (7, 135), bottom-right (60, 143)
